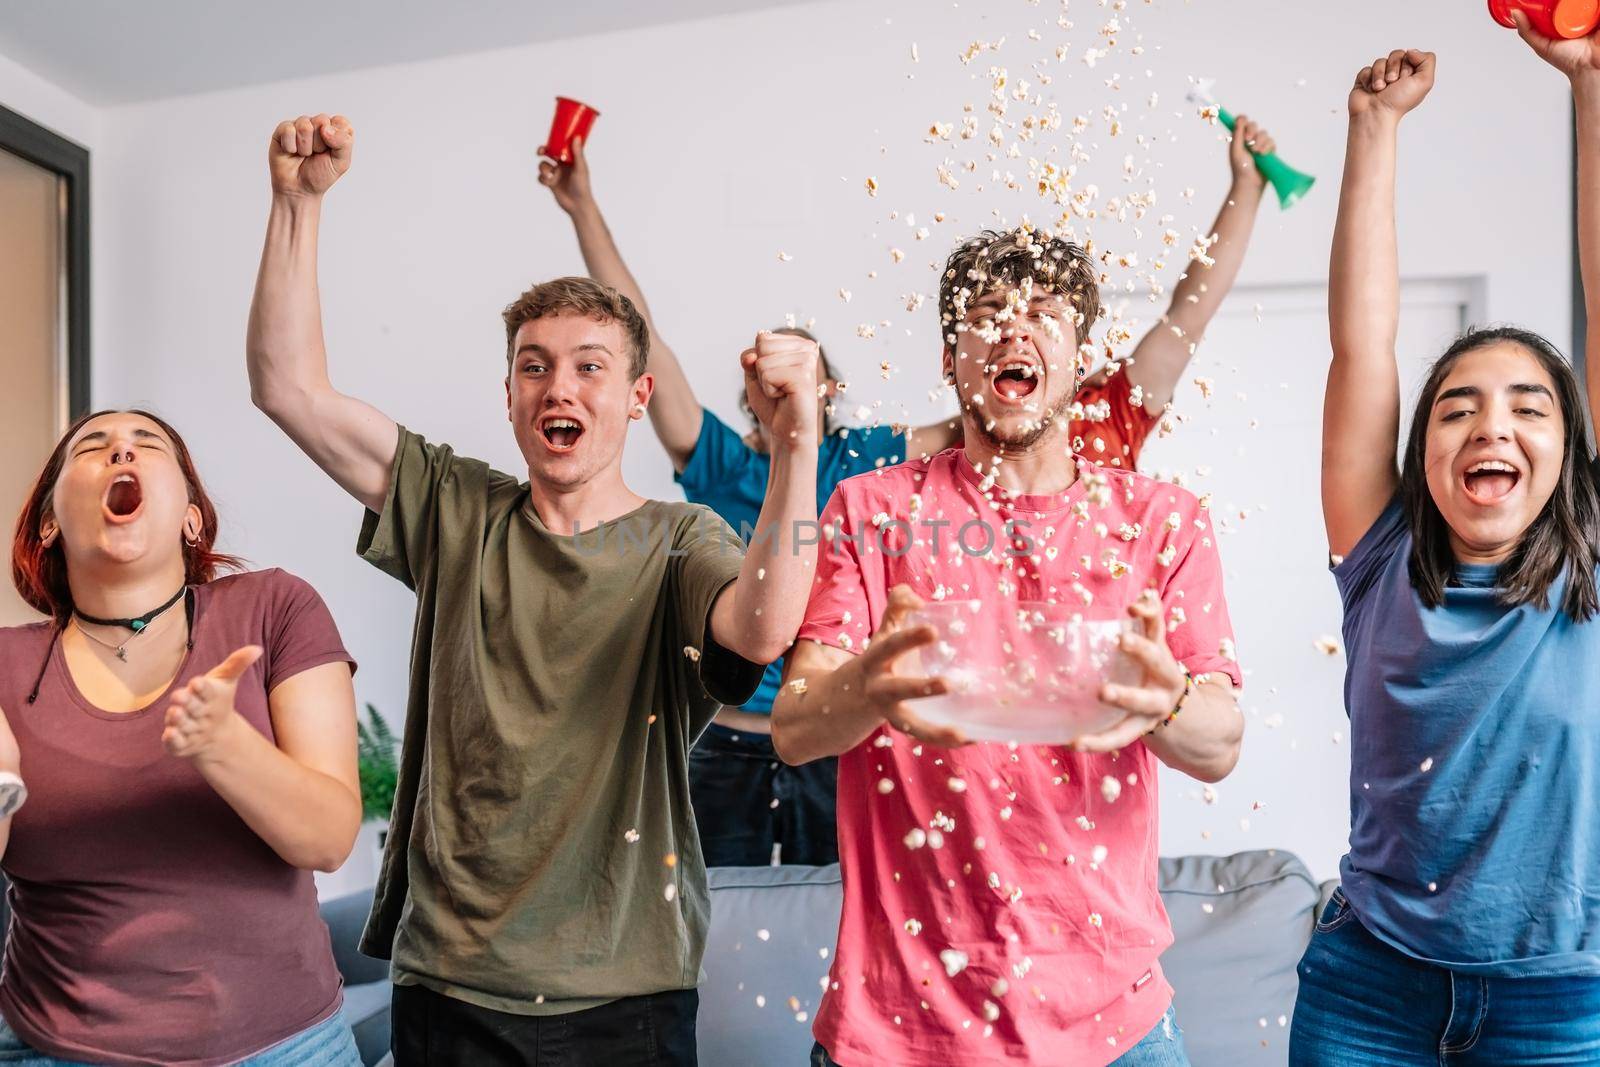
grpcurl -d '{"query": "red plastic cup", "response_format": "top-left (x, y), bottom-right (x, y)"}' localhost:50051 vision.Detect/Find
top-left (539, 96), bottom-right (599, 165)
top-left (1489, 0), bottom-right (1600, 39)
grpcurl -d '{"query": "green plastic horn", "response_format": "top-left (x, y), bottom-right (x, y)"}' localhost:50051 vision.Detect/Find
top-left (1188, 80), bottom-right (1315, 209)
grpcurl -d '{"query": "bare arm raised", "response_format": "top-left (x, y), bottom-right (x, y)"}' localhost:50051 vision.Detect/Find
top-left (1322, 51), bottom-right (1435, 558)
top-left (247, 114), bottom-right (398, 514)
top-left (1125, 116), bottom-right (1275, 413)
top-left (1515, 14), bottom-right (1600, 419)
top-left (540, 139), bottom-right (704, 470)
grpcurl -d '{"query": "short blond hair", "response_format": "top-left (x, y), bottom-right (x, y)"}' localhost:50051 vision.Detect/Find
top-left (501, 276), bottom-right (649, 378)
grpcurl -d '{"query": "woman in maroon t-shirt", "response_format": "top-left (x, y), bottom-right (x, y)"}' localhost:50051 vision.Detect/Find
top-left (0, 409), bottom-right (364, 1067)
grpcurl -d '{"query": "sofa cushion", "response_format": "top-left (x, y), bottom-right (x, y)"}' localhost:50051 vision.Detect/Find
top-left (343, 980), bottom-right (392, 1066)
top-left (701, 852), bottom-right (1320, 1067)
top-left (1158, 850), bottom-right (1320, 1067)
top-left (701, 865), bottom-right (842, 1067)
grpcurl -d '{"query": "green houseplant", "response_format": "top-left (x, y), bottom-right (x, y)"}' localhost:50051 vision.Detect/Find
top-left (356, 704), bottom-right (399, 838)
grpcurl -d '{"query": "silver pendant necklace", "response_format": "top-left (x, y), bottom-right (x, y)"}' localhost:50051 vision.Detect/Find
top-left (72, 595), bottom-right (184, 662)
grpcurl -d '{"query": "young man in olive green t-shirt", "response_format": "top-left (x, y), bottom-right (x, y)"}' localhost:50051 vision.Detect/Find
top-left (246, 112), bottom-right (822, 1065)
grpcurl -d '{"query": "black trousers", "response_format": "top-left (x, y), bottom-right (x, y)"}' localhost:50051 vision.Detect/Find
top-left (688, 723), bottom-right (839, 867)
top-left (391, 983), bottom-right (698, 1066)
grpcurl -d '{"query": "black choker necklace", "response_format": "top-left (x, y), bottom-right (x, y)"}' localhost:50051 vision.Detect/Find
top-left (75, 586), bottom-right (187, 634)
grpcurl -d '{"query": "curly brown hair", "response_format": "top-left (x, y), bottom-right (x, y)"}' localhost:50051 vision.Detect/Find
top-left (937, 227), bottom-right (1102, 352)
top-left (502, 277), bottom-right (650, 379)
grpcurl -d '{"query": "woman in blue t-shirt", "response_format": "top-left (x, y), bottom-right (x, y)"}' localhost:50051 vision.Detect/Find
top-left (1294, 29), bottom-right (1600, 1065)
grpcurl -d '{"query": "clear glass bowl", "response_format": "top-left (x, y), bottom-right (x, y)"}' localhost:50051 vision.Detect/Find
top-left (909, 600), bottom-right (1139, 744)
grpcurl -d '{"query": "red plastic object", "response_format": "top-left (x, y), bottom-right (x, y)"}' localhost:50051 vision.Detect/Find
top-left (1489, 0), bottom-right (1600, 39)
top-left (539, 97), bottom-right (599, 165)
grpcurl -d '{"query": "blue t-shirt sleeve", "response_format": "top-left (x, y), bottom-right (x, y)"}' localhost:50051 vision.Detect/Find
top-left (675, 408), bottom-right (757, 499)
top-left (833, 424), bottom-right (904, 477)
top-left (1331, 496), bottom-right (1408, 615)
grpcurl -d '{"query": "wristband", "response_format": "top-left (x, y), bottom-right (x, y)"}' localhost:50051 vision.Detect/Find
top-left (1151, 669), bottom-right (1194, 732)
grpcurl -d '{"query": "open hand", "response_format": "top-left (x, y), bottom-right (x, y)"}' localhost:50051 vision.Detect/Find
top-left (162, 646), bottom-right (262, 761)
top-left (855, 586), bottom-right (963, 747)
top-left (1075, 591), bottom-right (1188, 753)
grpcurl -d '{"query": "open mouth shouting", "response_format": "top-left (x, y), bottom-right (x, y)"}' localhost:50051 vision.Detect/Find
top-left (538, 414), bottom-right (586, 454)
top-left (987, 356), bottom-right (1042, 406)
top-left (102, 472), bottom-right (144, 524)
top-left (1461, 458), bottom-right (1522, 507)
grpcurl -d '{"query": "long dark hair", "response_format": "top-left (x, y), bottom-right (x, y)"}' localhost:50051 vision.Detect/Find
top-left (12, 409), bottom-right (243, 624)
top-left (1401, 325), bottom-right (1600, 620)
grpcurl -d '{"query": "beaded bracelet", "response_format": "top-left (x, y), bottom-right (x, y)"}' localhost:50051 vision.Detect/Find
top-left (1152, 669), bottom-right (1194, 732)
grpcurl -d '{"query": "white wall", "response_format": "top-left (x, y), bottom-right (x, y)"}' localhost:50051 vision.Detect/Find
top-left (28, 0), bottom-right (1577, 882)
top-left (0, 48), bottom-right (96, 148)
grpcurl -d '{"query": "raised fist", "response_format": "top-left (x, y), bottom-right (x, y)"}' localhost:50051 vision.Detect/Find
top-left (269, 113), bottom-right (353, 198)
top-left (1349, 50), bottom-right (1436, 119)
top-left (741, 331), bottom-right (821, 449)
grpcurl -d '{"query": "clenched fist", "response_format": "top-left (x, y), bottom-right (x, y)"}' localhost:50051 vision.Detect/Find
top-left (162, 645), bottom-right (262, 761)
top-left (269, 113), bottom-right (353, 198)
top-left (1349, 49), bottom-right (1436, 120)
top-left (1227, 115), bottom-right (1277, 190)
top-left (741, 331), bottom-right (821, 450)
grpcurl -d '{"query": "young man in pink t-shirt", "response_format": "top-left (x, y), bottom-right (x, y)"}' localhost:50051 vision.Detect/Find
top-left (771, 228), bottom-right (1245, 1067)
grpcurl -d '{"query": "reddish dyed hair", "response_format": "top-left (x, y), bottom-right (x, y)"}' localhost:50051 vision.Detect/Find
top-left (11, 409), bottom-right (243, 624)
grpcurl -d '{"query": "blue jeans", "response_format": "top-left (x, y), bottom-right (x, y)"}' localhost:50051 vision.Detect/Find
top-left (0, 1006), bottom-right (362, 1065)
top-left (810, 1003), bottom-right (1189, 1066)
top-left (690, 723), bottom-right (839, 866)
top-left (1291, 887), bottom-right (1600, 1065)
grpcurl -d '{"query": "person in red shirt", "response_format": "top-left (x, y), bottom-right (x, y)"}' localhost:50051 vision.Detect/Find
top-left (911, 114), bottom-right (1281, 471)
top-left (771, 226), bottom-right (1245, 1067)
top-left (536, 113), bottom-right (1274, 873)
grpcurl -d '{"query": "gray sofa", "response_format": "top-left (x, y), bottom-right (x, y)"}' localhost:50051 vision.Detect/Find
top-left (341, 848), bottom-right (1334, 1066)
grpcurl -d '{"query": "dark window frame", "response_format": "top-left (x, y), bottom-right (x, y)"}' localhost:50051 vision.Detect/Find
top-left (0, 102), bottom-right (90, 418)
